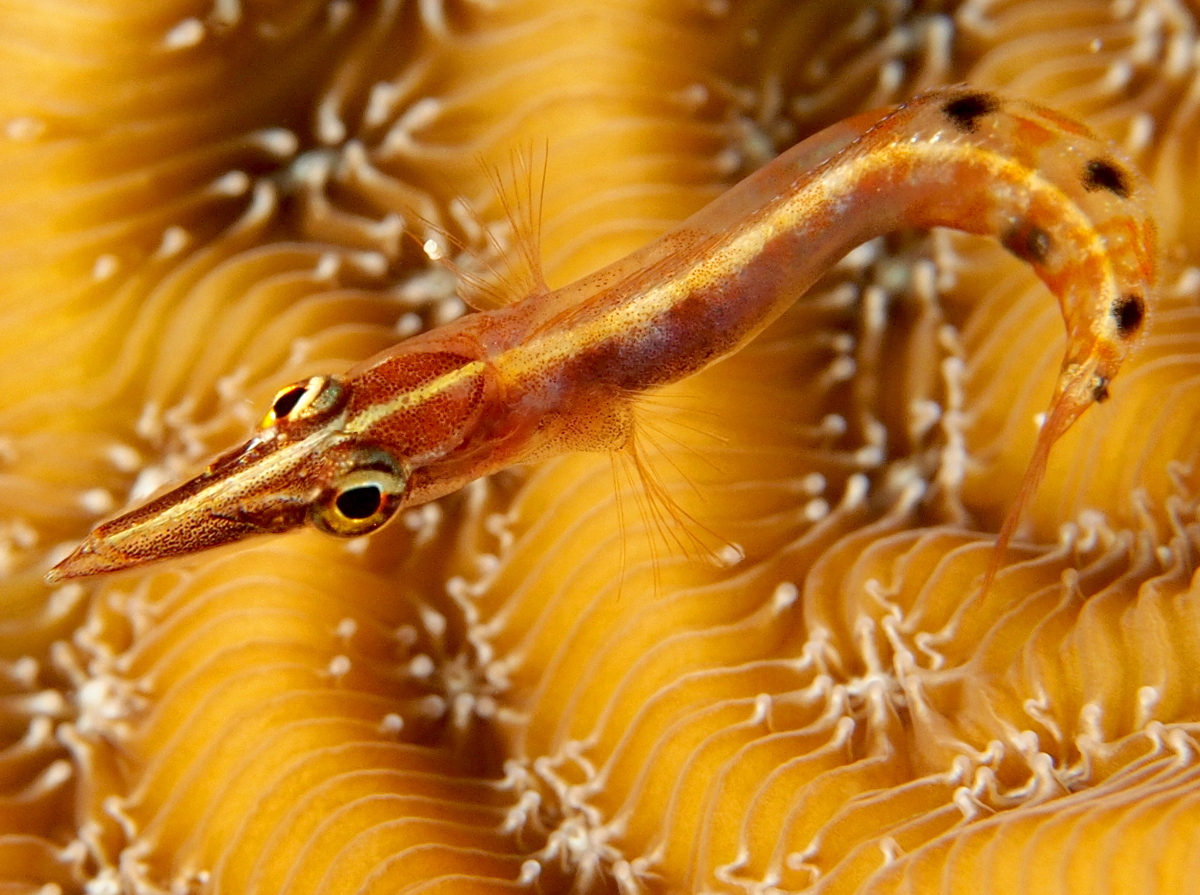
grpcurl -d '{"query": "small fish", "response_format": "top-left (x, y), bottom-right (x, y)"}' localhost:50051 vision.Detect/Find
top-left (46, 88), bottom-right (1156, 584)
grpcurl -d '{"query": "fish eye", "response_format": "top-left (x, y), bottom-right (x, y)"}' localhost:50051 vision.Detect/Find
top-left (261, 376), bottom-right (343, 428)
top-left (310, 466), bottom-right (407, 537)
top-left (336, 484), bottom-right (383, 520)
top-left (270, 384), bottom-right (306, 419)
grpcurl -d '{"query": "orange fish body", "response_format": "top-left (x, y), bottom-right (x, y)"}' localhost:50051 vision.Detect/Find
top-left (47, 88), bottom-right (1157, 583)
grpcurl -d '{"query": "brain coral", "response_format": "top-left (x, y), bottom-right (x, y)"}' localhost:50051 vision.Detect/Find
top-left (1, 0), bottom-right (1198, 893)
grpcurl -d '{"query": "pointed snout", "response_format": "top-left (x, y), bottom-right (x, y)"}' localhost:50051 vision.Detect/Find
top-left (44, 433), bottom-right (328, 583)
top-left (46, 530), bottom-right (143, 583)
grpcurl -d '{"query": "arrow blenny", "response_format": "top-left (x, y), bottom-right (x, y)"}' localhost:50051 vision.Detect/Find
top-left (47, 88), bottom-right (1157, 586)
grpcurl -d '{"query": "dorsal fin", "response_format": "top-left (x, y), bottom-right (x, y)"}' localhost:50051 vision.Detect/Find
top-left (397, 145), bottom-right (550, 313)
top-left (478, 144), bottom-right (550, 303)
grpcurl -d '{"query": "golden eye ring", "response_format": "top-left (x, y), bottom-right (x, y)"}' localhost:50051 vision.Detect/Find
top-left (260, 376), bottom-right (344, 428)
top-left (310, 466), bottom-right (407, 537)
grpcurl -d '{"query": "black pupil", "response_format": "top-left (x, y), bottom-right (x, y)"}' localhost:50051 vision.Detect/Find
top-left (336, 485), bottom-right (383, 520)
top-left (272, 386), bottom-right (306, 419)
top-left (1113, 294), bottom-right (1144, 336)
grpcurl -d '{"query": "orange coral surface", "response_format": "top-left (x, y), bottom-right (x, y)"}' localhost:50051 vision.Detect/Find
top-left (1, 1), bottom-right (1199, 893)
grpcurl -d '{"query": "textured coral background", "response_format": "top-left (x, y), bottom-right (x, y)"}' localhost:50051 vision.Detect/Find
top-left (1, 1), bottom-right (1199, 893)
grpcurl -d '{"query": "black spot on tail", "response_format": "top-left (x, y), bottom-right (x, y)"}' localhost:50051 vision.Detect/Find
top-left (942, 92), bottom-right (1000, 133)
top-left (1003, 222), bottom-right (1053, 264)
top-left (1112, 293), bottom-right (1145, 337)
top-left (1082, 158), bottom-right (1131, 199)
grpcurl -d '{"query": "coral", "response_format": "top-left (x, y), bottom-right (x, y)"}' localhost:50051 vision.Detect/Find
top-left (1, 0), bottom-right (1198, 892)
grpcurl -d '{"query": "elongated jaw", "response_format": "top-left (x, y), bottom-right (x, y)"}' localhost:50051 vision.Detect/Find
top-left (43, 400), bottom-right (413, 584)
top-left (42, 434), bottom-right (322, 584)
top-left (43, 472), bottom-right (309, 584)
top-left (47, 531), bottom-right (158, 583)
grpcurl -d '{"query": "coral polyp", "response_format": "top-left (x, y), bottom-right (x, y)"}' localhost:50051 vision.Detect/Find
top-left (1, 1), bottom-right (1198, 893)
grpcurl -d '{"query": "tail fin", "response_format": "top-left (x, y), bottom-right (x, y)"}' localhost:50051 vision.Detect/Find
top-left (979, 360), bottom-right (1102, 597)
